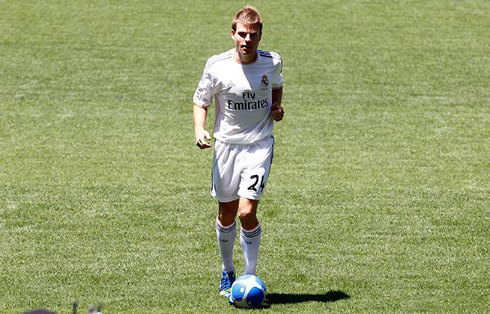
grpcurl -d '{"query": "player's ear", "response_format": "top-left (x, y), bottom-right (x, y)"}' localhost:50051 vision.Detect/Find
top-left (231, 30), bottom-right (235, 39)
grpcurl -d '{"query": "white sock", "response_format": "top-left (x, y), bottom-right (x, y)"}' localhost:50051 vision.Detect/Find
top-left (240, 224), bottom-right (262, 275)
top-left (216, 219), bottom-right (237, 273)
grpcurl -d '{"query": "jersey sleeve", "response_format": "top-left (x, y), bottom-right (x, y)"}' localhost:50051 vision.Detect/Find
top-left (193, 60), bottom-right (215, 108)
top-left (272, 58), bottom-right (283, 89)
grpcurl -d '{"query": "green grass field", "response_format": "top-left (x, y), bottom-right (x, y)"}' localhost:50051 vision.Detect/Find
top-left (1, 0), bottom-right (489, 313)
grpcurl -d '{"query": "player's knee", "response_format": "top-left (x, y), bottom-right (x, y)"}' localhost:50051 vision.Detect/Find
top-left (218, 200), bottom-right (239, 225)
top-left (218, 212), bottom-right (236, 226)
top-left (238, 209), bottom-right (252, 220)
top-left (238, 208), bottom-right (257, 225)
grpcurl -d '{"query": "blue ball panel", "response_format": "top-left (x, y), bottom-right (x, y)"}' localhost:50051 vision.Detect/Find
top-left (231, 282), bottom-right (246, 302)
top-left (246, 287), bottom-right (265, 307)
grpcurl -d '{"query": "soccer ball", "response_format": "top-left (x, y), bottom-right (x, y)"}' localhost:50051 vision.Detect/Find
top-left (230, 275), bottom-right (266, 308)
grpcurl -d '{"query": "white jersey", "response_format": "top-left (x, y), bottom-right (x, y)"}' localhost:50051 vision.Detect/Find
top-left (193, 49), bottom-right (283, 144)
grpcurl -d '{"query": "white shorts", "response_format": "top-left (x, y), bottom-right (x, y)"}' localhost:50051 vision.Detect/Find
top-left (211, 136), bottom-right (274, 202)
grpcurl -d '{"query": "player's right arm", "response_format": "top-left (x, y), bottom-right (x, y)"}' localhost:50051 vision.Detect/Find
top-left (193, 104), bottom-right (212, 149)
top-left (194, 54), bottom-right (220, 149)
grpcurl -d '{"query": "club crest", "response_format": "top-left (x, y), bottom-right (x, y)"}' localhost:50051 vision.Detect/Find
top-left (261, 74), bottom-right (269, 87)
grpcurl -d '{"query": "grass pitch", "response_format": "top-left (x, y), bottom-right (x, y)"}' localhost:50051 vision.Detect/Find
top-left (1, 0), bottom-right (489, 313)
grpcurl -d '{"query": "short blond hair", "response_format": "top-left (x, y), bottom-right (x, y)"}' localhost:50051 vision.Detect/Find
top-left (232, 5), bottom-right (262, 32)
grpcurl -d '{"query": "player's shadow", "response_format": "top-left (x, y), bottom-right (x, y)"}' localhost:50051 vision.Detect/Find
top-left (261, 290), bottom-right (350, 308)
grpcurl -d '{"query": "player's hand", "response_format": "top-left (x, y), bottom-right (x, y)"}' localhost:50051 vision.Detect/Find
top-left (271, 103), bottom-right (284, 122)
top-left (195, 128), bottom-right (212, 149)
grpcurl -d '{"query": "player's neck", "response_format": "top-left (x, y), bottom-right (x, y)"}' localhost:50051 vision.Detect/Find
top-left (234, 49), bottom-right (258, 64)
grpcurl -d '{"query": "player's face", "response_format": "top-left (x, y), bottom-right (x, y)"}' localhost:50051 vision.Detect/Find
top-left (231, 22), bottom-right (261, 62)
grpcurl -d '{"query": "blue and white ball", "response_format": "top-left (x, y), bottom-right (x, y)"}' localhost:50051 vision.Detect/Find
top-left (231, 275), bottom-right (266, 308)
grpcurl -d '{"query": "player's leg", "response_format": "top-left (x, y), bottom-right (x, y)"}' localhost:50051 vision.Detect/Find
top-left (217, 199), bottom-right (239, 274)
top-left (236, 137), bottom-right (273, 275)
top-left (238, 198), bottom-right (259, 230)
top-left (212, 140), bottom-right (242, 295)
top-left (218, 199), bottom-right (239, 227)
top-left (216, 201), bottom-right (240, 296)
top-left (238, 198), bottom-right (261, 275)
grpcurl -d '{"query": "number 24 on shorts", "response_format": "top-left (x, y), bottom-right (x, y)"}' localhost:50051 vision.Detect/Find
top-left (248, 175), bottom-right (265, 192)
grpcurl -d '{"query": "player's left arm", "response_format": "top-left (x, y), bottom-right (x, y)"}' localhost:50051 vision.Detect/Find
top-left (271, 86), bottom-right (284, 122)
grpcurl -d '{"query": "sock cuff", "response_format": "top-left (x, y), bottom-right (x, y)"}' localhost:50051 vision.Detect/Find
top-left (241, 224), bottom-right (262, 238)
top-left (216, 219), bottom-right (237, 234)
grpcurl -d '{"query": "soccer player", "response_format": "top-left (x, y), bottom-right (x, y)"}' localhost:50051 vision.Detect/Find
top-left (193, 5), bottom-right (284, 297)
